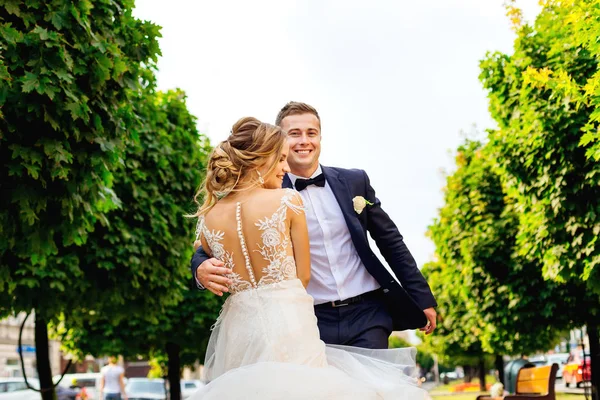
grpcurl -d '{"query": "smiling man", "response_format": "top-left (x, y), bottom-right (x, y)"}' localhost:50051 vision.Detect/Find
top-left (191, 101), bottom-right (437, 349)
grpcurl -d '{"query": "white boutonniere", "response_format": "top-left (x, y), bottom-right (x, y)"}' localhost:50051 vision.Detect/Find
top-left (352, 196), bottom-right (373, 214)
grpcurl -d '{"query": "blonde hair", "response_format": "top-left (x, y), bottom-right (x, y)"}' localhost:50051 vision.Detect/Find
top-left (191, 117), bottom-right (287, 217)
top-left (275, 101), bottom-right (320, 126)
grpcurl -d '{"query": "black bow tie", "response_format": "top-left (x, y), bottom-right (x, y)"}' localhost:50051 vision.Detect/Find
top-left (295, 173), bottom-right (326, 191)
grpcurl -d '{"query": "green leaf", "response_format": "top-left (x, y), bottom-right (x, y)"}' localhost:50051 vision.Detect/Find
top-left (0, 24), bottom-right (23, 45)
top-left (33, 26), bottom-right (50, 41)
top-left (0, 64), bottom-right (10, 82)
top-left (4, 0), bottom-right (20, 17)
top-left (21, 72), bottom-right (39, 93)
top-left (50, 12), bottom-right (65, 30)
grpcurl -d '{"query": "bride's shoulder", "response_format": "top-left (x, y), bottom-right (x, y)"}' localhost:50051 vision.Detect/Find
top-left (275, 189), bottom-right (304, 213)
top-left (276, 188), bottom-right (303, 202)
top-left (256, 189), bottom-right (303, 207)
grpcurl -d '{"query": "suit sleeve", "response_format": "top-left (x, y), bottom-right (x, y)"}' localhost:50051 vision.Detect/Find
top-left (363, 170), bottom-right (437, 309)
top-left (190, 246), bottom-right (210, 290)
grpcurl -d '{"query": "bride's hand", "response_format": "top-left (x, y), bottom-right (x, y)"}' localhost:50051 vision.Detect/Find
top-left (197, 258), bottom-right (231, 296)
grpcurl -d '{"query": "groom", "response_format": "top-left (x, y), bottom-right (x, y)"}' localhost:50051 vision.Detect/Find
top-left (192, 101), bottom-right (437, 349)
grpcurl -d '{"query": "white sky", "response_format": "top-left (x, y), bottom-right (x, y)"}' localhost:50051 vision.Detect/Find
top-left (133, 0), bottom-right (541, 269)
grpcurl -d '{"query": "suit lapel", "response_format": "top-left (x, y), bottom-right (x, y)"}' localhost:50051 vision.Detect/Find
top-left (322, 166), bottom-right (366, 240)
top-left (283, 167), bottom-right (364, 240)
top-left (282, 174), bottom-right (293, 189)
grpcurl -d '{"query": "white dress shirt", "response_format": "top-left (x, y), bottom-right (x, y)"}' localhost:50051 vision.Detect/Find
top-left (288, 166), bottom-right (380, 305)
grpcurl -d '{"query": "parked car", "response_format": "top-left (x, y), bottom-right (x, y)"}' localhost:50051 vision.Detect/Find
top-left (545, 353), bottom-right (570, 379)
top-left (180, 379), bottom-right (205, 399)
top-left (126, 378), bottom-right (167, 400)
top-left (54, 372), bottom-right (102, 400)
top-left (528, 357), bottom-right (547, 367)
top-left (563, 352), bottom-right (591, 388)
top-left (0, 377), bottom-right (77, 400)
top-left (528, 353), bottom-right (569, 379)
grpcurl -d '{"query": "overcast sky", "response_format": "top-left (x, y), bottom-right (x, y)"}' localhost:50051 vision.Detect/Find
top-left (134, 0), bottom-right (541, 269)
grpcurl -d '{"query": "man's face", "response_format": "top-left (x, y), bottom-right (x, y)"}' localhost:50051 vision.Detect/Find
top-left (280, 113), bottom-right (321, 177)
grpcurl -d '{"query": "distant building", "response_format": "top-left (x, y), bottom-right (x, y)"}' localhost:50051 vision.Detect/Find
top-left (557, 326), bottom-right (589, 354)
top-left (0, 313), bottom-right (61, 378)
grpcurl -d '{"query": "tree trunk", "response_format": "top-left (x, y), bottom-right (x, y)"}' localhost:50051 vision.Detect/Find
top-left (464, 365), bottom-right (473, 382)
top-left (588, 322), bottom-right (600, 400)
top-left (478, 355), bottom-right (486, 392)
top-left (495, 354), bottom-right (505, 385)
top-left (167, 342), bottom-right (181, 400)
top-left (433, 354), bottom-right (439, 384)
top-left (35, 313), bottom-right (55, 400)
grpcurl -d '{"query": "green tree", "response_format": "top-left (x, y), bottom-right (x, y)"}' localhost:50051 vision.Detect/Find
top-left (480, 1), bottom-right (600, 395)
top-left (59, 89), bottom-right (218, 400)
top-left (419, 260), bottom-right (490, 387)
top-left (415, 345), bottom-right (435, 375)
top-left (436, 140), bottom-right (577, 353)
top-left (388, 335), bottom-right (411, 349)
top-left (425, 139), bottom-right (582, 389)
top-left (154, 287), bottom-right (222, 400)
top-left (0, 1), bottom-right (160, 398)
top-left (62, 288), bottom-right (221, 400)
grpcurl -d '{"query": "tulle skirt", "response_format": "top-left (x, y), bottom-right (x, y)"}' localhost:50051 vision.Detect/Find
top-left (190, 279), bottom-right (428, 399)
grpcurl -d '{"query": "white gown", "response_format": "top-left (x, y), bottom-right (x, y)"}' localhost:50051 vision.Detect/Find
top-left (190, 189), bottom-right (428, 400)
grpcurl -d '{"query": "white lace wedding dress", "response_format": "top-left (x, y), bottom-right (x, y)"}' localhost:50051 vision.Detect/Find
top-left (190, 189), bottom-right (428, 399)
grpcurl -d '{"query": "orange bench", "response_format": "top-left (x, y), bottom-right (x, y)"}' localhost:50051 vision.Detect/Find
top-left (476, 363), bottom-right (557, 400)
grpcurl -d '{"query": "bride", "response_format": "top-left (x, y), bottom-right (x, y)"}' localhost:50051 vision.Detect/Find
top-left (188, 117), bottom-right (428, 399)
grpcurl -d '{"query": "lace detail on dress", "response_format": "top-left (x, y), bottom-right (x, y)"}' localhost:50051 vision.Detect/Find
top-left (236, 202), bottom-right (259, 287)
top-left (198, 216), bottom-right (253, 294)
top-left (254, 190), bottom-right (302, 286)
top-left (197, 189), bottom-right (304, 295)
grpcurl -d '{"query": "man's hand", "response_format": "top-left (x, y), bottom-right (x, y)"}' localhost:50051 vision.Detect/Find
top-left (196, 258), bottom-right (231, 296)
top-left (419, 307), bottom-right (437, 335)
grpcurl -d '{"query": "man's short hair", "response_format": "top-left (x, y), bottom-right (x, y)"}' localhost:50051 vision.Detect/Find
top-left (275, 101), bottom-right (320, 127)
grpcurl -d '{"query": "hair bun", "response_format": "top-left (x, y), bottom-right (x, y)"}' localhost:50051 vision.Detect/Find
top-left (231, 117), bottom-right (261, 137)
top-left (190, 116), bottom-right (287, 218)
top-left (205, 142), bottom-right (240, 194)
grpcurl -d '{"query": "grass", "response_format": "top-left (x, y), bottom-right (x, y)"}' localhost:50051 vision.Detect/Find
top-left (430, 395), bottom-right (583, 400)
top-left (429, 376), bottom-right (496, 394)
top-left (429, 376), bottom-right (584, 400)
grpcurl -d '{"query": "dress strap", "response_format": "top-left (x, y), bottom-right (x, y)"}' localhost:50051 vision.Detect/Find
top-left (236, 202), bottom-right (257, 288)
top-left (195, 216), bottom-right (205, 242)
top-left (281, 189), bottom-right (305, 214)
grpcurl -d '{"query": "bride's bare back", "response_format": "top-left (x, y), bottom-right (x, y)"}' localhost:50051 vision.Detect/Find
top-left (196, 188), bottom-right (310, 294)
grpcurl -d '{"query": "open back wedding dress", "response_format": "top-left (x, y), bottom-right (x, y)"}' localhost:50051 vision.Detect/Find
top-left (189, 189), bottom-right (428, 399)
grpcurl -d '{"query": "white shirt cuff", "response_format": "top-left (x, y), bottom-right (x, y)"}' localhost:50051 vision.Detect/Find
top-left (195, 276), bottom-right (205, 290)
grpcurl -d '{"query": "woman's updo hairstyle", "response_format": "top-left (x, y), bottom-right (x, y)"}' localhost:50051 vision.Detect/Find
top-left (191, 117), bottom-right (287, 217)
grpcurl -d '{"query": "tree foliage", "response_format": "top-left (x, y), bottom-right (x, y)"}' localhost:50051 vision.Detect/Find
top-left (57, 88), bottom-right (219, 399)
top-left (479, 1), bottom-right (600, 395)
top-left (1, 2), bottom-right (162, 398)
top-left (480, 0), bottom-right (600, 298)
top-left (428, 140), bottom-right (580, 358)
top-left (0, 0), bottom-right (161, 320)
top-left (420, 260), bottom-right (488, 368)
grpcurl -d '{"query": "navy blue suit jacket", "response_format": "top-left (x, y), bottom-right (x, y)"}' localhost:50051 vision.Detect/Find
top-left (191, 166), bottom-right (436, 330)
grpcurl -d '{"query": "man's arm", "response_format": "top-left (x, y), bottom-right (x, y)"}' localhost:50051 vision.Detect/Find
top-left (191, 246), bottom-right (211, 289)
top-left (119, 371), bottom-right (127, 400)
top-left (191, 246), bottom-right (231, 296)
top-left (363, 170), bottom-right (437, 312)
top-left (99, 375), bottom-right (104, 398)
